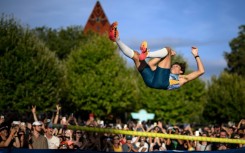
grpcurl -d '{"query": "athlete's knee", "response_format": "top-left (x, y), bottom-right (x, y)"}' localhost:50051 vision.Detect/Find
top-left (132, 51), bottom-right (139, 60)
top-left (165, 47), bottom-right (172, 53)
top-left (165, 47), bottom-right (176, 56)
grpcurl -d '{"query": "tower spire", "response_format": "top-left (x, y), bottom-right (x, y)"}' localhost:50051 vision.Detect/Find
top-left (84, 1), bottom-right (110, 35)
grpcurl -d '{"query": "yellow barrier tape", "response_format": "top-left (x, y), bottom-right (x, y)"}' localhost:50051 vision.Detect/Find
top-left (53, 124), bottom-right (245, 144)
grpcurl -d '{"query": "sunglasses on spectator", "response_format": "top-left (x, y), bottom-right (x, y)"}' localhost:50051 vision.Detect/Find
top-left (76, 132), bottom-right (81, 134)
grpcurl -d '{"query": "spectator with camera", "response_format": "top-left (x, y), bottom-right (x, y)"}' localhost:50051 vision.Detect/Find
top-left (122, 135), bottom-right (138, 152)
top-left (196, 131), bottom-right (212, 151)
top-left (182, 125), bottom-right (195, 151)
top-left (134, 136), bottom-right (149, 152)
top-left (0, 122), bottom-right (20, 148)
top-left (166, 126), bottom-right (184, 150)
top-left (148, 121), bottom-right (167, 151)
top-left (18, 122), bottom-right (32, 148)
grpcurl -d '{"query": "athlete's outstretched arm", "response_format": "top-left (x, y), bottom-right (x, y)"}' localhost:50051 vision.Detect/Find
top-left (182, 47), bottom-right (205, 83)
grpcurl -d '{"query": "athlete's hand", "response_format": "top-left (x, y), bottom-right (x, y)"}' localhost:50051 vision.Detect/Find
top-left (191, 46), bottom-right (198, 56)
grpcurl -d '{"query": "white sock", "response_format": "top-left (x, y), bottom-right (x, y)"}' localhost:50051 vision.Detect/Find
top-left (147, 48), bottom-right (168, 58)
top-left (116, 39), bottom-right (134, 58)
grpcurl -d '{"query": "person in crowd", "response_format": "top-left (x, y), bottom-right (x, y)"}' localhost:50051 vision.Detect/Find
top-left (134, 136), bottom-right (149, 152)
top-left (148, 122), bottom-right (167, 151)
top-left (196, 131), bottom-right (212, 151)
top-left (18, 122), bottom-right (31, 148)
top-left (221, 123), bottom-right (236, 138)
top-left (149, 136), bottom-right (167, 151)
top-left (109, 134), bottom-right (123, 152)
top-left (58, 128), bottom-right (73, 149)
top-left (29, 121), bottom-right (48, 149)
top-left (238, 119), bottom-right (245, 129)
top-left (212, 124), bottom-right (221, 137)
top-left (212, 129), bottom-right (229, 150)
top-left (44, 123), bottom-right (60, 149)
top-left (166, 126), bottom-right (184, 150)
top-left (229, 132), bottom-right (241, 149)
top-left (122, 135), bottom-right (138, 152)
top-left (86, 113), bottom-right (98, 127)
top-left (73, 130), bottom-right (91, 150)
top-left (181, 125), bottom-right (195, 151)
top-left (72, 130), bottom-right (83, 149)
top-left (0, 123), bottom-right (20, 148)
top-left (101, 134), bottom-right (112, 152)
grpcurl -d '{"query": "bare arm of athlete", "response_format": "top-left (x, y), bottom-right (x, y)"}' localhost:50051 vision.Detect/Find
top-left (179, 47), bottom-right (205, 85)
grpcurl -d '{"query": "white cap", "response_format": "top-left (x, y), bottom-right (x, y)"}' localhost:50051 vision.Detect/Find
top-left (12, 121), bottom-right (21, 125)
top-left (32, 121), bottom-right (42, 126)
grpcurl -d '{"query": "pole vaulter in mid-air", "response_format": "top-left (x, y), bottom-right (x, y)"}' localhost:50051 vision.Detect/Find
top-left (109, 21), bottom-right (205, 90)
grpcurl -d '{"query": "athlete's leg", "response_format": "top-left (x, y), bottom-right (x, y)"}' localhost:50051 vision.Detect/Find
top-left (147, 48), bottom-right (169, 58)
top-left (109, 22), bottom-right (134, 58)
top-left (139, 42), bottom-right (169, 61)
top-left (157, 47), bottom-right (176, 69)
top-left (115, 39), bottom-right (135, 58)
top-left (147, 47), bottom-right (176, 70)
top-left (132, 51), bottom-right (148, 71)
top-left (148, 58), bottom-right (162, 71)
top-left (109, 22), bottom-right (148, 71)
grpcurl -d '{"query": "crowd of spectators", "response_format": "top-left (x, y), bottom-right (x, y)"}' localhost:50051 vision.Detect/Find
top-left (0, 105), bottom-right (245, 152)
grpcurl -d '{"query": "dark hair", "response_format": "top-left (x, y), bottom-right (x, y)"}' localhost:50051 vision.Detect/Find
top-left (172, 62), bottom-right (186, 74)
top-left (153, 144), bottom-right (160, 150)
top-left (202, 131), bottom-right (209, 137)
top-left (113, 134), bottom-right (120, 139)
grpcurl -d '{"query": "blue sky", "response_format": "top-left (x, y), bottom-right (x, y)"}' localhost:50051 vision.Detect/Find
top-left (1, 0), bottom-right (245, 80)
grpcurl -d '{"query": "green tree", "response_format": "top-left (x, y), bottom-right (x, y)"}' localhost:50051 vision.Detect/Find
top-left (203, 72), bottom-right (245, 124)
top-left (33, 26), bottom-right (86, 60)
top-left (0, 15), bottom-right (66, 113)
top-left (65, 34), bottom-right (140, 117)
top-left (224, 25), bottom-right (245, 77)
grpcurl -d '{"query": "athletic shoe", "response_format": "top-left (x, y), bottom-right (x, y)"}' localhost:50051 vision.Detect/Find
top-left (140, 41), bottom-right (148, 53)
top-left (109, 21), bottom-right (119, 42)
top-left (139, 41), bottom-right (148, 61)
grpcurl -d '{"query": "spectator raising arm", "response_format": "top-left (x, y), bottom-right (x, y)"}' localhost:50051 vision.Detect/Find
top-left (31, 105), bottom-right (38, 122)
top-left (0, 127), bottom-right (20, 148)
top-left (54, 104), bottom-right (61, 124)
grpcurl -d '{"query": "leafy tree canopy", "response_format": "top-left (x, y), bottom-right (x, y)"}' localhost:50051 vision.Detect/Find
top-left (33, 25), bottom-right (85, 60)
top-left (224, 25), bottom-right (245, 77)
top-left (203, 72), bottom-right (245, 124)
top-left (0, 15), bottom-right (66, 114)
top-left (65, 33), bottom-right (140, 117)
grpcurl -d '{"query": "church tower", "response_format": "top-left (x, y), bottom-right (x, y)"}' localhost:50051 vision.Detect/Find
top-left (84, 1), bottom-right (110, 35)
